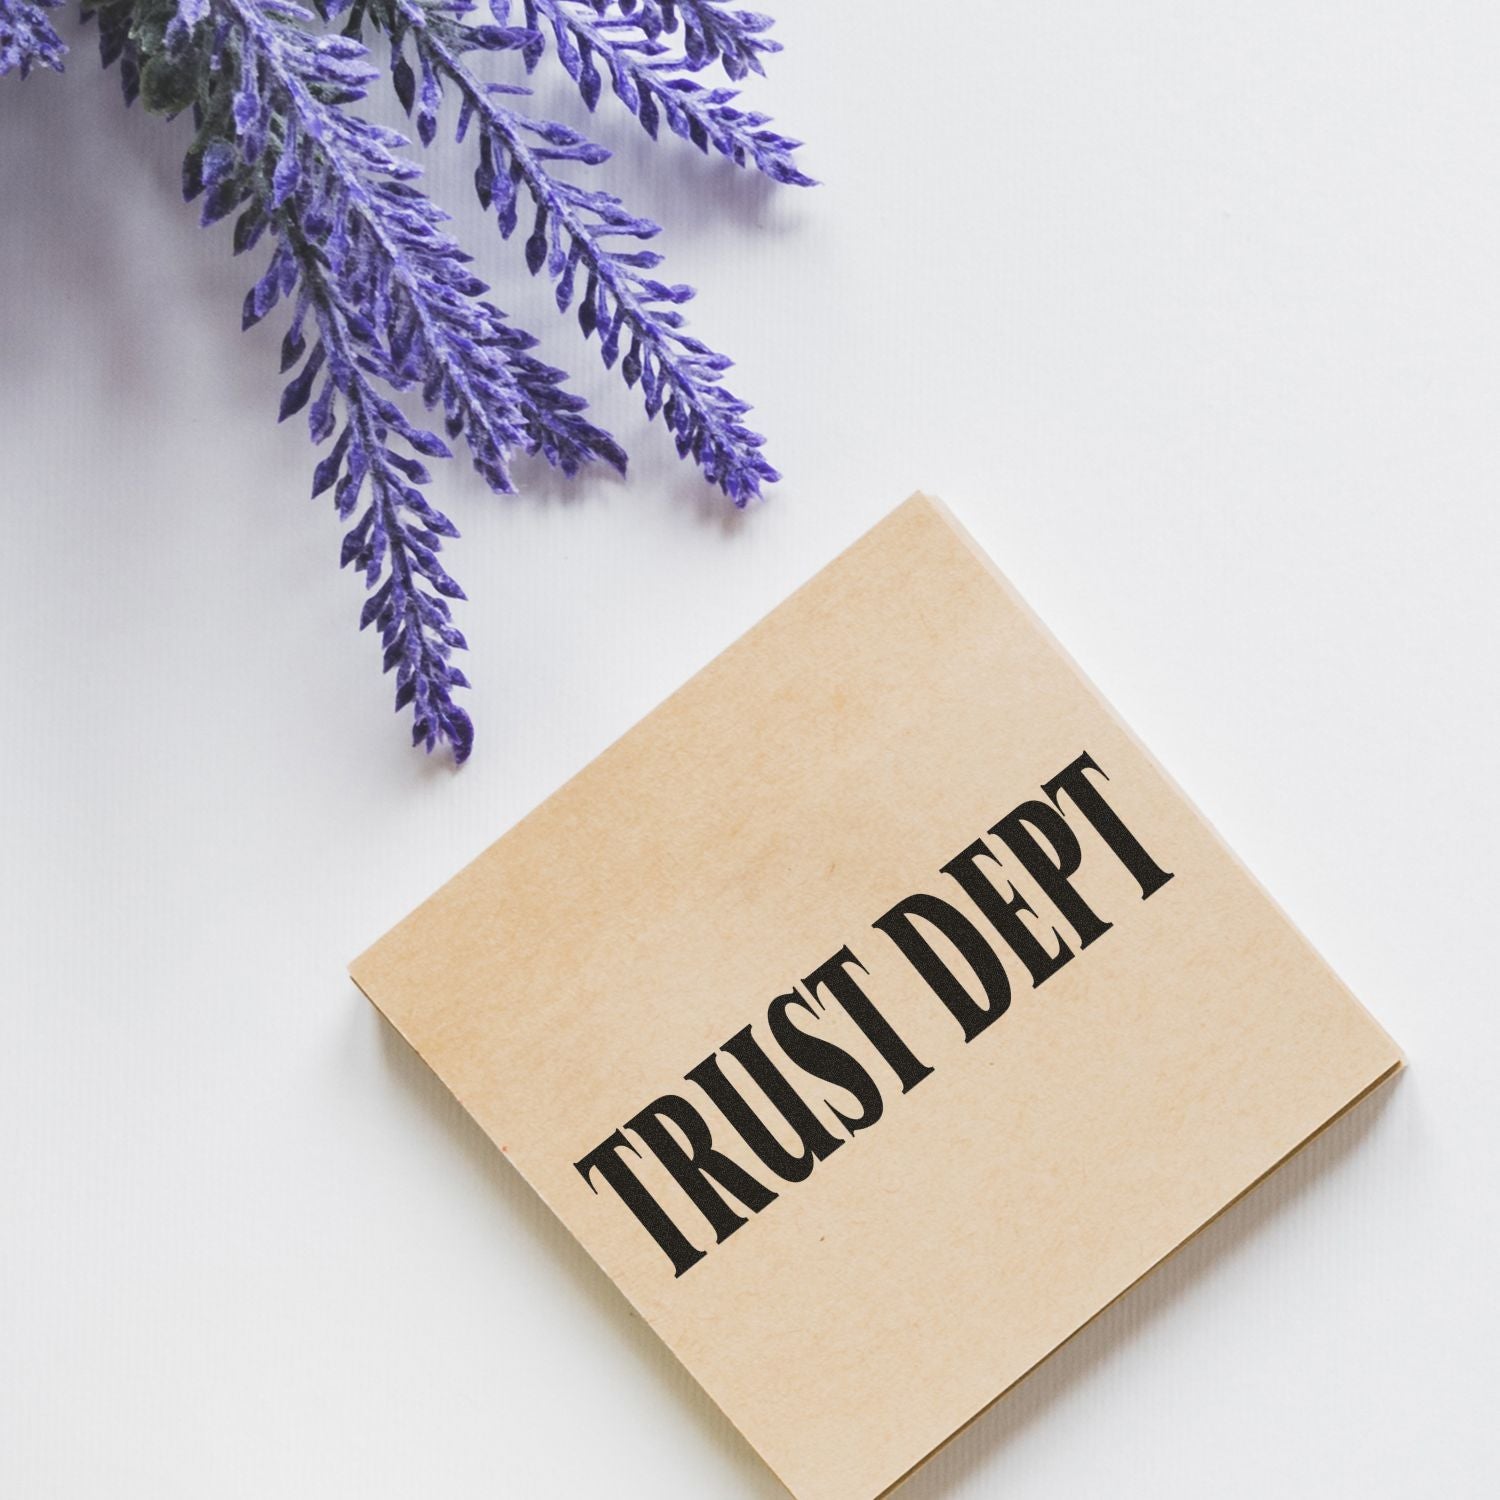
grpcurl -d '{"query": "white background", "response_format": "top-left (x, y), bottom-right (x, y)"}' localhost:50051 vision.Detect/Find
top-left (3, 3), bottom-right (1497, 1496)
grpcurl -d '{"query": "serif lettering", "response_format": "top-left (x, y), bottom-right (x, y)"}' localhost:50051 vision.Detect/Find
top-left (572, 751), bottom-right (1173, 1276)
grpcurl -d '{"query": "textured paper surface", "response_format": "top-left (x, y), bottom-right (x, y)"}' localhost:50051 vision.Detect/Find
top-left (351, 495), bottom-right (1401, 1500)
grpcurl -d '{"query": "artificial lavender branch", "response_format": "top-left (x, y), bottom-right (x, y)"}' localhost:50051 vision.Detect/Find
top-left (207, 0), bottom-right (485, 756)
top-left (0, 0), bottom-right (67, 77)
top-left (369, 0), bottom-right (781, 501)
top-left (293, 229), bottom-right (479, 758)
top-left (621, 0), bottom-right (785, 81)
top-left (522, 0), bottom-right (811, 184)
top-left (28, 0), bottom-right (808, 759)
top-left (86, 0), bottom-right (633, 757)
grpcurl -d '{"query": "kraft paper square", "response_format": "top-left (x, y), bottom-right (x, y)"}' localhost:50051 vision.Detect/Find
top-left (351, 494), bottom-right (1402, 1500)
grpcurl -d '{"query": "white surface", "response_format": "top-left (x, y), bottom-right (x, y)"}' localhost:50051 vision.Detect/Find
top-left (2, 4), bottom-right (1497, 1496)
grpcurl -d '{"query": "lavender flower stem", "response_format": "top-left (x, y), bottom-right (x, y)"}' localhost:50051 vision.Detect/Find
top-left (527, 0), bottom-right (808, 183)
top-left (49, 0), bottom-right (807, 759)
top-left (385, 0), bottom-right (779, 501)
top-left (0, 0), bottom-right (66, 77)
top-left (287, 229), bottom-right (452, 738)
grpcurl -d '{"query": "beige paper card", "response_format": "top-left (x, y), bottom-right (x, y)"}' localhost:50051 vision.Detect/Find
top-left (352, 495), bottom-right (1401, 1500)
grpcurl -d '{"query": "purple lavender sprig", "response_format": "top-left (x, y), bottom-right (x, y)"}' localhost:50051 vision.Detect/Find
top-left (619, 1), bottom-right (783, 81)
top-left (82, 0), bottom-right (636, 759)
top-left (0, 0), bottom-right (67, 77)
top-left (26, 0), bottom-right (807, 760)
top-left (199, 0), bottom-right (501, 758)
top-left (359, 0), bottom-right (790, 502)
top-left (522, 2), bottom-right (810, 183)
